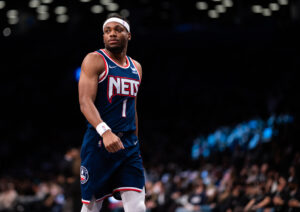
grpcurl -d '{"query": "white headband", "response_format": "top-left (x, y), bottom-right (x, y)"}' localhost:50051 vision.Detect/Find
top-left (103, 17), bottom-right (130, 32)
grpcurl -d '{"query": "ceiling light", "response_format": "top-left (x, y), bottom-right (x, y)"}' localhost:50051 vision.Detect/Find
top-left (57, 14), bottom-right (69, 23)
top-left (54, 6), bottom-right (67, 15)
top-left (37, 12), bottom-right (49, 20)
top-left (100, 0), bottom-right (112, 6)
top-left (252, 5), bottom-right (263, 13)
top-left (3, 27), bottom-right (11, 37)
top-left (196, 2), bottom-right (208, 10)
top-left (91, 5), bottom-right (104, 13)
top-left (36, 5), bottom-right (48, 13)
top-left (0, 1), bottom-right (6, 9)
top-left (208, 10), bottom-right (219, 18)
top-left (120, 9), bottom-right (130, 17)
top-left (7, 10), bottom-right (18, 18)
top-left (222, 0), bottom-right (233, 7)
top-left (269, 3), bottom-right (280, 11)
top-left (8, 17), bottom-right (19, 25)
top-left (41, 0), bottom-right (53, 3)
top-left (262, 8), bottom-right (272, 16)
top-left (29, 0), bottom-right (40, 8)
top-left (106, 3), bottom-right (119, 11)
top-left (216, 5), bottom-right (226, 13)
top-left (278, 0), bottom-right (288, 5)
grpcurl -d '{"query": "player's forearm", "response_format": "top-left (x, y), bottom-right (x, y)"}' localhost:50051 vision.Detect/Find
top-left (80, 100), bottom-right (103, 128)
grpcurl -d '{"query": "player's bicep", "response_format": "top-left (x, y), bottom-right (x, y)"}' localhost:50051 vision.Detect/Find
top-left (78, 70), bottom-right (98, 103)
top-left (78, 54), bottom-right (102, 103)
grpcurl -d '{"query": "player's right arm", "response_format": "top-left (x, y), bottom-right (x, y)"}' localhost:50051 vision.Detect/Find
top-left (78, 52), bottom-right (124, 153)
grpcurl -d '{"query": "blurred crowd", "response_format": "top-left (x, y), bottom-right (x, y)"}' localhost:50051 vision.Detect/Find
top-left (0, 147), bottom-right (81, 212)
top-left (145, 141), bottom-right (300, 212)
top-left (0, 117), bottom-right (298, 212)
top-left (146, 124), bottom-right (300, 212)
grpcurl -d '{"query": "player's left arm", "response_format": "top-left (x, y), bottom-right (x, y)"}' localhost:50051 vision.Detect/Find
top-left (133, 59), bottom-right (143, 137)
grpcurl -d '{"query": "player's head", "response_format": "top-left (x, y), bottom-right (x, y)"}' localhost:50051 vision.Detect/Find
top-left (102, 13), bottom-right (131, 53)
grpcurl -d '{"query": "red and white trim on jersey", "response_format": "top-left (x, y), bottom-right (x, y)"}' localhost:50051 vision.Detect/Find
top-left (95, 51), bottom-right (109, 83)
top-left (101, 49), bottom-right (130, 69)
top-left (131, 58), bottom-right (141, 82)
top-left (81, 199), bottom-right (91, 205)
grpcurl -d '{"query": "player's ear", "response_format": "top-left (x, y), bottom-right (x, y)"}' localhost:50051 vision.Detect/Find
top-left (128, 32), bottom-right (131, 41)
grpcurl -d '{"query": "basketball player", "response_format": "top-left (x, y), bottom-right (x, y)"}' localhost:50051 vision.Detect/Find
top-left (78, 14), bottom-right (146, 212)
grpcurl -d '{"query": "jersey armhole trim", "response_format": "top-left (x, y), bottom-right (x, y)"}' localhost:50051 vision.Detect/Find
top-left (95, 51), bottom-right (109, 83)
top-left (130, 58), bottom-right (141, 82)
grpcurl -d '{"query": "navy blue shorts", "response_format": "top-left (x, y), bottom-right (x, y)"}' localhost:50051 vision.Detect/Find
top-left (80, 129), bottom-right (145, 204)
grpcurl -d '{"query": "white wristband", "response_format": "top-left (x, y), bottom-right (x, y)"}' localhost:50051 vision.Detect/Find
top-left (96, 122), bottom-right (111, 136)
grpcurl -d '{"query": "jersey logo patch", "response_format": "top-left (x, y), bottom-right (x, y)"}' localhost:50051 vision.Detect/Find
top-left (80, 166), bottom-right (89, 184)
top-left (109, 65), bottom-right (117, 69)
top-left (131, 67), bottom-right (139, 75)
top-left (108, 76), bottom-right (140, 103)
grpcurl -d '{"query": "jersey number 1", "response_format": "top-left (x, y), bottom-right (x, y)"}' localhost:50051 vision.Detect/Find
top-left (122, 99), bottom-right (127, 118)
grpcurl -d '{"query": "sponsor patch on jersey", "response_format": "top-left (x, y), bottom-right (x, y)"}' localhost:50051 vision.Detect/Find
top-left (80, 166), bottom-right (89, 184)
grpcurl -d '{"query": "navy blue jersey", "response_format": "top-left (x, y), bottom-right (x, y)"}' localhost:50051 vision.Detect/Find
top-left (88, 49), bottom-right (141, 133)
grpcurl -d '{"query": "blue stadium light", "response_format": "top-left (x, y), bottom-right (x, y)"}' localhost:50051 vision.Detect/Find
top-left (248, 120), bottom-right (258, 129)
top-left (201, 170), bottom-right (208, 179)
top-left (207, 134), bottom-right (216, 147)
top-left (191, 141), bottom-right (200, 160)
top-left (262, 127), bottom-right (273, 142)
top-left (248, 134), bottom-right (260, 149)
top-left (203, 148), bottom-right (210, 158)
top-left (75, 67), bottom-right (81, 82)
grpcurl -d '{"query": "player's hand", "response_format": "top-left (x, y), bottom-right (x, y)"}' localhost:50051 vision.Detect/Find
top-left (102, 130), bottom-right (125, 153)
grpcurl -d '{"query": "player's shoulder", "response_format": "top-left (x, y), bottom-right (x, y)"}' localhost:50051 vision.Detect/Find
top-left (84, 51), bottom-right (104, 63)
top-left (131, 58), bottom-right (142, 68)
top-left (130, 58), bottom-right (142, 72)
top-left (81, 51), bottom-right (105, 74)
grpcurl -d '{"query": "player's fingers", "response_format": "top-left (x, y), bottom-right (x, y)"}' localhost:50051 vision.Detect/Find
top-left (107, 143), bottom-right (117, 153)
top-left (112, 139), bottom-right (122, 152)
top-left (114, 139), bottom-right (123, 151)
top-left (111, 142), bottom-right (119, 152)
top-left (115, 138), bottom-right (124, 150)
top-left (106, 145), bottom-right (114, 153)
top-left (119, 139), bottom-right (125, 149)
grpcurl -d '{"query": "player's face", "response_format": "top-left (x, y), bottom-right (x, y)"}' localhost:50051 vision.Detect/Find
top-left (103, 22), bottom-right (131, 53)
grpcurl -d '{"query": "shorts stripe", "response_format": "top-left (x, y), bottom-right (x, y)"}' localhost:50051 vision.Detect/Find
top-left (94, 187), bottom-right (143, 202)
top-left (82, 199), bottom-right (91, 204)
top-left (113, 187), bottom-right (143, 193)
top-left (96, 193), bottom-right (112, 202)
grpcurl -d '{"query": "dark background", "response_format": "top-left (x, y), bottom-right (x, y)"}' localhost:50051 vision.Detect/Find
top-left (1, 0), bottom-right (300, 174)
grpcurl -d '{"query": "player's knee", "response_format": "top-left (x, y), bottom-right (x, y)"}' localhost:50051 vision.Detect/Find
top-left (81, 200), bottom-right (102, 212)
top-left (123, 199), bottom-right (146, 212)
top-left (135, 201), bottom-right (146, 212)
top-left (121, 190), bottom-right (146, 212)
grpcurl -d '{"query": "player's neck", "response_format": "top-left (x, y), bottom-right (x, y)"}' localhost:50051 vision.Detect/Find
top-left (105, 48), bottom-right (127, 66)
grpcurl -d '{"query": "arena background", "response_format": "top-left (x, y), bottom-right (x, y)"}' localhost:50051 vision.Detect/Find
top-left (1, 0), bottom-right (300, 211)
